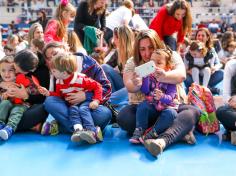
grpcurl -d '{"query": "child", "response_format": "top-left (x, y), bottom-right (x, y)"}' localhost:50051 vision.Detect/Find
top-left (184, 40), bottom-right (215, 87)
top-left (129, 49), bottom-right (178, 144)
top-left (44, 0), bottom-right (76, 43)
top-left (0, 55), bottom-right (39, 140)
top-left (3, 45), bottom-right (15, 56)
top-left (221, 40), bottom-right (236, 66)
top-left (38, 53), bottom-right (104, 144)
top-left (31, 38), bottom-right (45, 54)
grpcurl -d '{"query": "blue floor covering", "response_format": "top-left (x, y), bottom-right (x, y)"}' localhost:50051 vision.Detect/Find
top-left (0, 125), bottom-right (236, 176)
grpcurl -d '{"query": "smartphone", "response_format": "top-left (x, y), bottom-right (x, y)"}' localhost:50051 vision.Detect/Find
top-left (135, 60), bottom-right (156, 78)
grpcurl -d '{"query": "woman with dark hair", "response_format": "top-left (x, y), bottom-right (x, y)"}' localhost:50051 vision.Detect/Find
top-left (0, 49), bottom-right (50, 131)
top-left (184, 27), bottom-right (223, 94)
top-left (42, 41), bottom-right (112, 133)
top-left (29, 10), bottom-right (48, 31)
top-left (149, 0), bottom-right (192, 51)
top-left (73, 0), bottom-right (107, 43)
top-left (117, 29), bottom-right (201, 157)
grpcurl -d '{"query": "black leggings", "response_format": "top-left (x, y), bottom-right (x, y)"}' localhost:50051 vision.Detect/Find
top-left (216, 105), bottom-right (236, 131)
top-left (158, 104), bottom-right (200, 147)
top-left (17, 104), bottom-right (48, 131)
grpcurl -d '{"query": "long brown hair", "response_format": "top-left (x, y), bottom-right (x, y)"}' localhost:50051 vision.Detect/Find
top-left (88, 0), bottom-right (107, 15)
top-left (195, 28), bottom-right (213, 50)
top-left (133, 29), bottom-right (166, 66)
top-left (54, 2), bottom-right (76, 40)
top-left (167, 0), bottom-right (192, 35)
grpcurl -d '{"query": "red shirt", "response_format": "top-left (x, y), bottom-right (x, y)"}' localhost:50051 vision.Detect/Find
top-left (149, 5), bottom-right (184, 43)
top-left (44, 19), bottom-right (63, 43)
top-left (50, 72), bottom-right (103, 103)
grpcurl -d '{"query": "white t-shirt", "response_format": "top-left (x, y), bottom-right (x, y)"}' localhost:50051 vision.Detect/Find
top-left (106, 6), bottom-right (132, 31)
top-left (223, 59), bottom-right (236, 102)
top-left (130, 14), bottom-right (148, 30)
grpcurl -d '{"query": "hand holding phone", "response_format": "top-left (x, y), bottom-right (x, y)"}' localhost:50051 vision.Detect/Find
top-left (135, 61), bottom-right (156, 78)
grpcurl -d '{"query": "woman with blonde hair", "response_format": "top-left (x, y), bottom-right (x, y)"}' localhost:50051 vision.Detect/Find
top-left (28, 23), bottom-right (44, 47)
top-left (102, 25), bottom-right (134, 112)
top-left (44, 0), bottom-right (76, 43)
top-left (150, 0), bottom-right (192, 51)
top-left (74, 0), bottom-right (107, 43)
top-left (67, 30), bottom-right (87, 55)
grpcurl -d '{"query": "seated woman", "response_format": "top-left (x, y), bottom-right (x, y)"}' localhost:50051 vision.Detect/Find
top-left (42, 41), bottom-right (112, 133)
top-left (184, 28), bottom-right (223, 94)
top-left (117, 29), bottom-right (201, 157)
top-left (216, 59), bottom-right (236, 142)
top-left (102, 25), bottom-right (134, 112)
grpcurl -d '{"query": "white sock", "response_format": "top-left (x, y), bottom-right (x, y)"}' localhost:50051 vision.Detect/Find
top-left (74, 124), bottom-right (83, 131)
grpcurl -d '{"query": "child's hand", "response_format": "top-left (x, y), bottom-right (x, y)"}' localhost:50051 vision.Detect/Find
top-left (1, 92), bottom-right (8, 100)
top-left (89, 100), bottom-right (100, 109)
top-left (38, 86), bottom-right (50, 96)
top-left (187, 69), bottom-right (192, 75)
top-left (211, 67), bottom-right (216, 74)
top-left (154, 89), bottom-right (163, 101)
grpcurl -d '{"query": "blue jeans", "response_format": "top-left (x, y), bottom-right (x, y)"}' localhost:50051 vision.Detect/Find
top-left (102, 64), bottom-right (124, 93)
top-left (44, 96), bottom-right (112, 133)
top-left (69, 101), bottom-right (96, 132)
top-left (184, 69), bottom-right (224, 91)
top-left (136, 101), bottom-right (177, 134)
top-left (109, 87), bottom-right (129, 112)
top-left (164, 36), bottom-right (177, 51)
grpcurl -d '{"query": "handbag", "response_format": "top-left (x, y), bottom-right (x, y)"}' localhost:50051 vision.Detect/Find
top-left (188, 83), bottom-right (219, 134)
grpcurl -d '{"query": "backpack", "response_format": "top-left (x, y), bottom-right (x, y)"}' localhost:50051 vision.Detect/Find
top-left (188, 83), bottom-right (219, 134)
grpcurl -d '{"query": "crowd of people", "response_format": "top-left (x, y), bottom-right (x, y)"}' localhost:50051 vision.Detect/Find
top-left (0, 0), bottom-right (235, 158)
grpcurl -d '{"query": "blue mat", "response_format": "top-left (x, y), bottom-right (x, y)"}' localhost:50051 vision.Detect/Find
top-left (0, 126), bottom-right (236, 176)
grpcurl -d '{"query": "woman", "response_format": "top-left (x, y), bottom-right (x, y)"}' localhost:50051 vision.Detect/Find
top-left (74, 0), bottom-right (107, 43)
top-left (102, 25), bottom-right (134, 112)
top-left (117, 29), bottom-right (200, 157)
top-left (29, 10), bottom-right (48, 31)
top-left (104, 0), bottom-right (134, 44)
top-left (117, 29), bottom-right (185, 134)
top-left (184, 27), bottom-right (223, 94)
top-left (28, 23), bottom-right (44, 47)
top-left (216, 59), bottom-right (236, 141)
top-left (149, 0), bottom-right (192, 51)
top-left (0, 49), bottom-right (50, 131)
top-left (42, 42), bottom-right (112, 132)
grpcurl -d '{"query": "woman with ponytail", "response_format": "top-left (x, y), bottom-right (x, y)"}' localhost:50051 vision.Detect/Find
top-left (44, 0), bottom-right (76, 43)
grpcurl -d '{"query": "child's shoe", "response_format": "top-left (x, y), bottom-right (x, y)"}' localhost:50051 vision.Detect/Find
top-left (0, 125), bottom-right (14, 140)
top-left (71, 129), bottom-right (83, 142)
top-left (79, 129), bottom-right (97, 144)
top-left (0, 123), bottom-right (5, 130)
top-left (129, 128), bottom-right (144, 144)
top-left (144, 138), bottom-right (166, 157)
top-left (41, 120), bottom-right (59, 136)
top-left (141, 128), bottom-right (158, 143)
top-left (95, 126), bottom-right (103, 142)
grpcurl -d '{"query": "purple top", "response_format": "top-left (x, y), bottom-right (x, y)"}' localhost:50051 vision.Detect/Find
top-left (140, 75), bottom-right (177, 110)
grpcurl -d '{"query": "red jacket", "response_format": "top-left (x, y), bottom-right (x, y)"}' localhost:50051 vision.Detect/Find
top-left (149, 5), bottom-right (184, 43)
top-left (44, 19), bottom-right (63, 43)
top-left (50, 72), bottom-right (103, 103)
